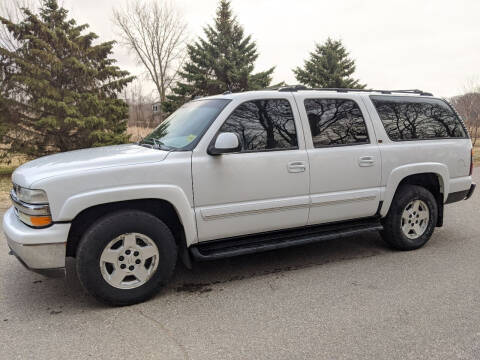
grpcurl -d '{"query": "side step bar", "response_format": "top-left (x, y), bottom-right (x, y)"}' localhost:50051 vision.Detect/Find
top-left (190, 218), bottom-right (383, 261)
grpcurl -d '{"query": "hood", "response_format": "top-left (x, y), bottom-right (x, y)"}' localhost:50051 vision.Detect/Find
top-left (12, 144), bottom-right (170, 188)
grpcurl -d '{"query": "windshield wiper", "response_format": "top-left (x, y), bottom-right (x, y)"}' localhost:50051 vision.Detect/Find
top-left (152, 138), bottom-right (173, 150)
top-left (139, 138), bottom-right (173, 151)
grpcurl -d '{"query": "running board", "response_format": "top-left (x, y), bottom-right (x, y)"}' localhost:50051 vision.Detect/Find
top-left (190, 218), bottom-right (383, 261)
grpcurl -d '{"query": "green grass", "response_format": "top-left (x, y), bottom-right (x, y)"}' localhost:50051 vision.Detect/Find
top-left (0, 154), bottom-right (27, 176)
top-left (0, 165), bottom-right (17, 176)
top-left (0, 175), bottom-right (10, 190)
top-left (0, 155), bottom-right (24, 207)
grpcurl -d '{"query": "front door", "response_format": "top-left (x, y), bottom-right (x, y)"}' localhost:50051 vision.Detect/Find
top-left (192, 95), bottom-right (310, 242)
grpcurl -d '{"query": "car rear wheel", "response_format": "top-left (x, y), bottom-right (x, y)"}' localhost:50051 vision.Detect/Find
top-left (76, 210), bottom-right (177, 306)
top-left (381, 185), bottom-right (438, 251)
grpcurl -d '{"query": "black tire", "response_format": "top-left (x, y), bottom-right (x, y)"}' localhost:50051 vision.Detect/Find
top-left (381, 185), bottom-right (438, 251)
top-left (76, 210), bottom-right (177, 306)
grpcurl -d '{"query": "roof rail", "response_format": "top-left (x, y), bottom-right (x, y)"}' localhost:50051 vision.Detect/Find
top-left (274, 86), bottom-right (433, 96)
top-left (278, 85), bottom-right (308, 92)
top-left (389, 89), bottom-right (434, 96)
top-left (315, 88), bottom-right (434, 96)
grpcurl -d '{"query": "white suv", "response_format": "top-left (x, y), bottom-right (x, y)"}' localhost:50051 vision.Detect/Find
top-left (3, 87), bottom-right (476, 305)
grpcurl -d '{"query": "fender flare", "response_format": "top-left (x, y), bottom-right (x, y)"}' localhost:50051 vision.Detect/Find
top-left (380, 163), bottom-right (449, 217)
top-left (56, 185), bottom-right (198, 246)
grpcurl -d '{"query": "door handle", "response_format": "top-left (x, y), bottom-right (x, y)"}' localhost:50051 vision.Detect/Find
top-left (358, 156), bottom-right (375, 167)
top-left (288, 161), bottom-right (306, 173)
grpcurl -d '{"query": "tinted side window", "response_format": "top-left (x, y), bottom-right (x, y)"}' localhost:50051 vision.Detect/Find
top-left (370, 96), bottom-right (467, 141)
top-left (219, 99), bottom-right (298, 152)
top-left (304, 99), bottom-right (369, 147)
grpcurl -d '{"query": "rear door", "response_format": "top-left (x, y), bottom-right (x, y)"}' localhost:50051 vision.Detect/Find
top-left (294, 93), bottom-right (382, 225)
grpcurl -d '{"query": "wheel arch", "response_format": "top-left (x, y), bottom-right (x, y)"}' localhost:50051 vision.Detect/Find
top-left (59, 184), bottom-right (196, 239)
top-left (380, 163), bottom-right (448, 222)
top-left (65, 192), bottom-right (196, 268)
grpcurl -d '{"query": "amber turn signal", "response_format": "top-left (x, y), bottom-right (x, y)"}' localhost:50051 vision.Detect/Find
top-left (29, 216), bottom-right (52, 227)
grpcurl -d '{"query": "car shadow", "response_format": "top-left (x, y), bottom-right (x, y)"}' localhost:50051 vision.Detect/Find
top-left (2, 231), bottom-right (391, 312)
top-left (165, 231), bottom-right (388, 296)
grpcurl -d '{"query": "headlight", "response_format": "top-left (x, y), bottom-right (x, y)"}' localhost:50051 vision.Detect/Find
top-left (14, 185), bottom-right (49, 204)
top-left (11, 185), bottom-right (52, 228)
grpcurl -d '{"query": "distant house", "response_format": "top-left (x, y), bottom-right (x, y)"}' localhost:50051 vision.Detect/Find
top-left (152, 102), bottom-right (161, 114)
top-left (127, 101), bottom-right (162, 128)
top-left (152, 102), bottom-right (163, 124)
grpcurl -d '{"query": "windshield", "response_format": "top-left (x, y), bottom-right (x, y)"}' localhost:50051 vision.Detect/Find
top-left (139, 99), bottom-right (230, 150)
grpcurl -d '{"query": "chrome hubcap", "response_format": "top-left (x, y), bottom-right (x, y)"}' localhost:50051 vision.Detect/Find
top-left (100, 233), bottom-right (159, 289)
top-left (401, 199), bottom-right (430, 239)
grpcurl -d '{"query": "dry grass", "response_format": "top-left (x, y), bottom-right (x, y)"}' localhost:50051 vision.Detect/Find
top-left (473, 142), bottom-right (480, 166)
top-left (127, 126), bottom-right (154, 142)
top-left (0, 175), bottom-right (11, 209)
top-left (0, 154), bottom-right (28, 175)
top-left (0, 155), bottom-right (27, 208)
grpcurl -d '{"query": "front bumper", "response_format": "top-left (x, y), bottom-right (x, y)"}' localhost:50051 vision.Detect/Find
top-left (2, 207), bottom-right (70, 276)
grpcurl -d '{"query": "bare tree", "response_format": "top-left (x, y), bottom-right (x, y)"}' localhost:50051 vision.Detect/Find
top-left (0, 0), bottom-right (37, 51)
top-left (113, 1), bottom-right (187, 121)
top-left (0, 0), bottom-right (37, 161)
top-left (451, 81), bottom-right (480, 146)
top-left (0, 0), bottom-right (36, 96)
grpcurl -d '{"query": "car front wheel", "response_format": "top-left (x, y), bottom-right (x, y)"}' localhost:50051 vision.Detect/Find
top-left (76, 210), bottom-right (177, 306)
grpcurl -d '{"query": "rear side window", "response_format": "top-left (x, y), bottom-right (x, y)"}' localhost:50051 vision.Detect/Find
top-left (304, 98), bottom-right (369, 147)
top-left (219, 99), bottom-right (298, 152)
top-left (370, 96), bottom-right (467, 141)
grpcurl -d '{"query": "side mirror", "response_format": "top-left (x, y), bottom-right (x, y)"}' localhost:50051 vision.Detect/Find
top-left (208, 132), bottom-right (241, 155)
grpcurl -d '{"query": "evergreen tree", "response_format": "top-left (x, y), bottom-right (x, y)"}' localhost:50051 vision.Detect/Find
top-left (0, 0), bottom-right (133, 157)
top-left (293, 38), bottom-right (366, 89)
top-left (164, 0), bottom-right (274, 113)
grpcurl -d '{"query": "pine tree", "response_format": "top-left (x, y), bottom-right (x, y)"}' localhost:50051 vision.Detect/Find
top-left (164, 0), bottom-right (274, 113)
top-left (0, 0), bottom-right (133, 157)
top-left (293, 38), bottom-right (366, 89)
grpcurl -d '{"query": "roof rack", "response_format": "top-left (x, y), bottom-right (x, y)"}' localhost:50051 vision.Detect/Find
top-left (277, 85), bottom-right (308, 92)
top-left (276, 85), bottom-right (433, 96)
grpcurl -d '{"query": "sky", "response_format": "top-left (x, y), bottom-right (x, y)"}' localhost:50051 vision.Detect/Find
top-left (60, 0), bottom-right (480, 98)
